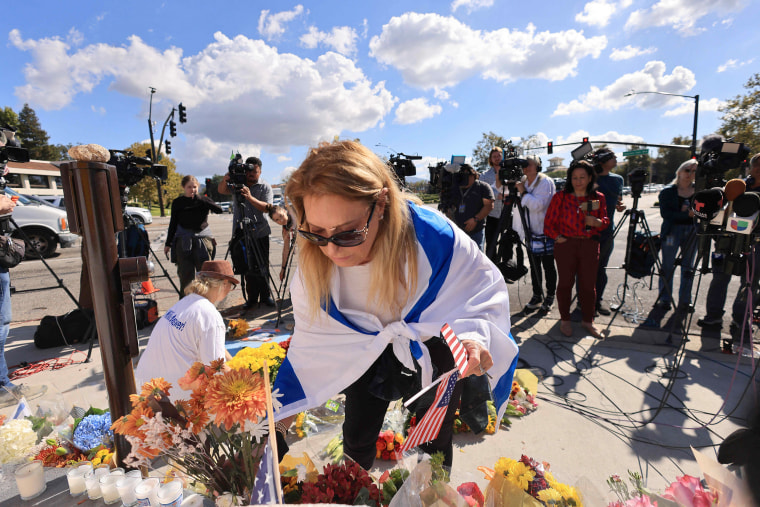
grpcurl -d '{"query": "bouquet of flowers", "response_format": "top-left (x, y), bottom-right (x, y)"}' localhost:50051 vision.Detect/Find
top-left (480, 455), bottom-right (583, 506)
top-left (606, 471), bottom-right (719, 507)
top-left (111, 359), bottom-right (275, 501)
top-left (227, 342), bottom-right (287, 384)
top-left (0, 418), bottom-right (38, 464)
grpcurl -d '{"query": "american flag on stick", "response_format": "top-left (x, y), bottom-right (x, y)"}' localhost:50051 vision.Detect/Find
top-left (400, 369), bottom-right (459, 453)
top-left (441, 323), bottom-right (469, 376)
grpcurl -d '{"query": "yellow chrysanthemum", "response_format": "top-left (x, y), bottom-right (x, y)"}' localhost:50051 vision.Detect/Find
top-left (537, 488), bottom-right (562, 503)
top-left (204, 368), bottom-right (267, 431)
top-left (228, 344), bottom-right (286, 374)
top-left (553, 483), bottom-right (583, 504)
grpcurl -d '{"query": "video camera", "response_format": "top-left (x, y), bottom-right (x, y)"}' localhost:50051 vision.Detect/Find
top-left (696, 135), bottom-right (750, 192)
top-left (628, 167), bottom-right (649, 199)
top-left (108, 150), bottom-right (168, 188)
top-left (389, 153), bottom-right (421, 184)
top-left (499, 147), bottom-right (528, 184)
top-left (227, 153), bottom-right (253, 190)
top-left (0, 126), bottom-right (30, 196)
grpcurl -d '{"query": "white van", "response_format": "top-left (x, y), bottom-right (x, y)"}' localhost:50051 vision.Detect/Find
top-left (4, 188), bottom-right (78, 258)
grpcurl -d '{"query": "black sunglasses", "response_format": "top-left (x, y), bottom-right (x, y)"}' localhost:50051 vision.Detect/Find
top-left (298, 202), bottom-right (376, 247)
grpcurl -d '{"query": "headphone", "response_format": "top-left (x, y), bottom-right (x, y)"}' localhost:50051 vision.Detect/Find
top-left (527, 154), bottom-right (542, 171)
top-left (593, 149), bottom-right (615, 165)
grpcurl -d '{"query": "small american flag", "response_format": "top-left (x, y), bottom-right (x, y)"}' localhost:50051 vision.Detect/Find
top-left (441, 323), bottom-right (469, 376)
top-left (251, 442), bottom-right (277, 504)
top-left (400, 370), bottom-right (459, 453)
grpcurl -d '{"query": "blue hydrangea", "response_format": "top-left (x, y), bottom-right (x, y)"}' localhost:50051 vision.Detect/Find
top-left (73, 413), bottom-right (114, 451)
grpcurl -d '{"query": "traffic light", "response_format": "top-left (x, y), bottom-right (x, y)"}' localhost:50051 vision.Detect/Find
top-left (178, 103), bottom-right (187, 123)
top-left (169, 120), bottom-right (177, 137)
top-left (547, 141), bottom-right (553, 154)
top-left (165, 140), bottom-right (171, 155)
top-left (582, 137), bottom-right (589, 144)
top-left (205, 178), bottom-right (212, 197)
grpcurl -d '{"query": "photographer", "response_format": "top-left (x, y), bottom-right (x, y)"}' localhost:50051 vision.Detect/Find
top-left (698, 153), bottom-right (760, 331)
top-left (513, 155), bottom-right (557, 312)
top-left (164, 175), bottom-right (223, 295)
top-left (217, 156), bottom-right (275, 309)
top-left (480, 147), bottom-right (506, 254)
top-left (451, 164), bottom-right (494, 250)
top-left (593, 148), bottom-right (626, 316)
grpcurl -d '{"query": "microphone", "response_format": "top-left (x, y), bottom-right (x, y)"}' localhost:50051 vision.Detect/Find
top-left (721, 178), bottom-right (747, 226)
top-left (579, 200), bottom-right (600, 231)
top-left (724, 192), bottom-right (760, 275)
top-left (691, 188), bottom-right (725, 221)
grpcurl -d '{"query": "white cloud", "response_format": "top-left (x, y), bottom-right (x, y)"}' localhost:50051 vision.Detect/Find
top-left (663, 97), bottom-right (725, 116)
top-left (433, 89), bottom-right (450, 101)
top-left (625, 0), bottom-right (746, 36)
top-left (451, 0), bottom-right (494, 13)
top-left (67, 27), bottom-right (83, 46)
top-left (552, 61), bottom-right (696, 116)
top-left (575, 0), bottom-right (615, 27)
top-left (609, 45), bottom-right (656, 61)
top-left (279, 165), bottom-right (298, 182)
top-left (258, 5), bottom-right (304, 40)
top-left (300, 26), bottom-right (358, 56)
top-left (394, 98), bottom-right (442, 125)
top-left (276, 155), bottom-right (292, 163)
top-left (90, 105), bottom-right (106, 114)
top-left (717, 58), bottom-right (754, 72)
top-left (9, 30), bottom-right (396, 176)
top-left (369, 14), bottom-right (606, 90)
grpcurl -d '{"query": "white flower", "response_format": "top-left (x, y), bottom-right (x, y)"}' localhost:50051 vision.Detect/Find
top-left (245, 419), bottom-right (269, 443)
top-left (0, 419), bottom-right (38, 464)
top-left (270, 388), bottom-right (284, 412)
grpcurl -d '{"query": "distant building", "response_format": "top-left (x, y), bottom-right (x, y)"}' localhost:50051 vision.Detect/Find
top-left (5, 160), bottom-right (63, 196)
top-left (547, 157), bottom-right (566, 172)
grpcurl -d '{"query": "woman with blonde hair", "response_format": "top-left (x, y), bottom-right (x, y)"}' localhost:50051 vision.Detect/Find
top-left (272, 140), bottom-right (518, 470)
top-left (134, 260), bottom-right (236, 400)
top-left (656, 159), bottom-right (697, 310)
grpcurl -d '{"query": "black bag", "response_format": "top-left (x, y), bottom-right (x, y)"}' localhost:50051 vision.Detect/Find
top-left (0, 235), bottom-right (25, 268)
top-left (229, 231), bottom-right (258, 276)
top-left (626, 232), bottom-right (661, 279)
top-left (34, 309), bottom-right (95, 349)
top-left (494, 229), bottom-right (529, 282)
top-left (134, 299), bottom-right (159, 329)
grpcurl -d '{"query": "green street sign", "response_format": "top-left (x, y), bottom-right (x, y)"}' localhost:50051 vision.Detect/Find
top-left (623, 149), bottom-right (649, 157)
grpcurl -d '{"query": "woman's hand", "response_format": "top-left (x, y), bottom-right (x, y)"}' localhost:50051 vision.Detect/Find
top-left (555, 235), bottom-right (567, 244)
top-left (515, 181), bottom-right (525, 194)
top-left (584, 215), bottom-right (602, 228)
top-left (461, 339), bottom-right (493, 377)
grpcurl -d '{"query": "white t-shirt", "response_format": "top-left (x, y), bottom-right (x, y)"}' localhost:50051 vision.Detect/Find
top-left (134, 293), bottom-right (227, 400)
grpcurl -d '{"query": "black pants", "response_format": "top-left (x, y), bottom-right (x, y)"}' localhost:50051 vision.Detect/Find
top-left (527, 252), bottom-right (557, 298)
top-left (485, 216), bottom-right (501, 258)
top-left (244, 235), bottom-right (271, 304)
top-left (342, 337), bottom-right (462, 470)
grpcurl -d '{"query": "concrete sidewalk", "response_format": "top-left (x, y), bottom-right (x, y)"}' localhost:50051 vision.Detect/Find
top-left (1, 296), bottom-right (758, 505)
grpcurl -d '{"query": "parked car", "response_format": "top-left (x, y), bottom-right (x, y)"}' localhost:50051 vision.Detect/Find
top-left (215, 201), bottom-right (232, 213)
top-left (6, 188), bottom-right (77, 258)
top-left (31, 195), bottom-right (153, 224)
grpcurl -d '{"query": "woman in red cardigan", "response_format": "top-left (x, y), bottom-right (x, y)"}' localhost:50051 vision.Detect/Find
top-left (544, 160), bottom-right (610, 338)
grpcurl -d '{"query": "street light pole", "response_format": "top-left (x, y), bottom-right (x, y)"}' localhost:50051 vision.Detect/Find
top-left (624, 90), bottom-right (700, 158)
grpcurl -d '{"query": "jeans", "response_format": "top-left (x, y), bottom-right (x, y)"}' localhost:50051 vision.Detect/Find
top-left (658, 223), bottom-right (697, 306)
top-left (469, 228), bottom-right (485, 252)
top-left (596, 229), bottom-right (614, 304)
top-left (527, 252), bottom-right (557, 298)
top-left (704, 246), bottom-right (760, 322)
top-left (0, 269), bottom-right (11, 387)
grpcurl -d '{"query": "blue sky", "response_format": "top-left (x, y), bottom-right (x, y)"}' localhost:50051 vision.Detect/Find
top-left (2, 0), bottom-right (758, 184)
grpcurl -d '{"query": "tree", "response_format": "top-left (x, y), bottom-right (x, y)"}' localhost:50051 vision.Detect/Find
top-left (122, 142), bottom-right (183, 209)
top-left (719, 73), bottom-right (760, 152)
top-left (652, 135), bottom-right (692, 183)
top-left (0, 107), bottom-right (19, 130)
top-left (16, 104), bottom-right (57, 160)
top-left (472, 132), bottom-right (514, 171)
top-left (619, 144), bottom-right (652, 182)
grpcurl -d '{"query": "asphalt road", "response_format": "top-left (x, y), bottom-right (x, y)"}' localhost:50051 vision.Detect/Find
top-left (8, 191), bottom-right (744, 340)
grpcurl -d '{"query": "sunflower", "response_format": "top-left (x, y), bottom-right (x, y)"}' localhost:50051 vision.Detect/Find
top-left (204, 368), bottom-right (267, 431)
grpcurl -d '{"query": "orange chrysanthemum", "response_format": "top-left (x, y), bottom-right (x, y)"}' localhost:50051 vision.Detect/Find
top-left (178, 362), bottom-right (211, 392)
top-left (140, 378), bottom-right (172, 398)
top-left (204, 368), bottom-right (267, 431)
top-left (111, 405), bottom-right (154, 437)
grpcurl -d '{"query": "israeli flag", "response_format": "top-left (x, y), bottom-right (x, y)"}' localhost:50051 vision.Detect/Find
top-left (273, 203), bottom-right (519, 427)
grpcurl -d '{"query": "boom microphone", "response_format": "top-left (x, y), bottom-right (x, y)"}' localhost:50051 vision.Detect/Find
top-left (691, 188), bottom-right (725, 221)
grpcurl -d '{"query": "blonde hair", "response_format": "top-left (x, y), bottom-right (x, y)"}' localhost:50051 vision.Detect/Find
top-left (181, 175), bottom-right (199, 187)
top-left (184, 274), bottom-right (226, 297)
top-left (670, 159), bottom-right (698, 185)
top-left (285, 140), bottom-right (421, 318)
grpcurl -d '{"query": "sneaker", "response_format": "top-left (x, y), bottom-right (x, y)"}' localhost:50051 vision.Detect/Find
top-left (697, 316), bottom-right (722, 328)
top-left (0, 384), bottom-right (48, 408)
top-left (540, 295), bottom-right (555, 312)
top-left (654, 300), bottom-right (672, 310)
top-left (596, 300), bottom-right (611, 316)
top-left (524, 295), bottom-right (543, 311)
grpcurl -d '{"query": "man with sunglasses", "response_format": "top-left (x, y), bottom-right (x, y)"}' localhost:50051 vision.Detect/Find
top-left (218, 157), bottom-right (275, 309)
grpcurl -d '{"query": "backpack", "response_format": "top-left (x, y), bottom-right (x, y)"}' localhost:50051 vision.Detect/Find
top-left (34, 309), bottom-right (96, 349)
top-left (118, 223), bottom-right (149, 258)
top-left (626, 232), bottom-right (661, 279)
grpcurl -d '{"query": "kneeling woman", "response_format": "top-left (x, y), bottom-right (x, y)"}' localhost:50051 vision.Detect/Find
top-left (272, 140), bottom-right (519, 470)
top-left (544, 160), bottom-right (609, 338)
top-left (134, 260), bottom-right (236, 399)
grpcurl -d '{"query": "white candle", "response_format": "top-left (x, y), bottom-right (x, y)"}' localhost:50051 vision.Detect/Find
top-left (66, 465), bottom-right (89, 496)
top-left (84, 469), bottom-right (103, 499)
top-left (14, 461), bottom-right (46, 501)
top-left (100, 474), bottom-right (122, 504)
top-left (157, 480), bottom-right (183, 506)
top-left (134, 477), bottom-right (160, 506)
top-left (116, 476), bottom-right (142, 506)
top-left (180, 493), bottom-right (205, 507)
top-left (126, 469), bottom-right (143, 478)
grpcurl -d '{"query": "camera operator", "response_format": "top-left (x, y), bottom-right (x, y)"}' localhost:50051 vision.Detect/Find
top-left (513, 155), bottom-right (557, 312)
top-left (450, 164), bottom-right (494, 250)
top-left (698, 153), bottom-right (760, 331)
top-left (217, 156), bottom-right (275, 309)
top-left (479, 147), bottom-right (507, 255)
top-left (592, 148), bottom-right (626, 316)
top-left (0, 190), bottom-right (17, 400)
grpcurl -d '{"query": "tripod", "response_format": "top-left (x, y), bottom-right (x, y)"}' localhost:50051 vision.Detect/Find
top-left (274, 227), bottom-right (297, 327)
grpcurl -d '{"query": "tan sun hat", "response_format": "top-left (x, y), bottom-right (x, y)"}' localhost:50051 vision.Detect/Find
top-left (197, 260), bottom-right (239, 285)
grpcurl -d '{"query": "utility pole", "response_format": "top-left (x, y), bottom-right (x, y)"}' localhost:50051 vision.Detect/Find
top-left (147, 88), bottom-right (186, 217)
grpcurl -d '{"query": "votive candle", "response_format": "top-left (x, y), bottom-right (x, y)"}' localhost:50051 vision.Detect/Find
top-left (14, 461), bottom-right (46, 501)
top-left (116, 476), bottom-right (142, 506)
top-left (66, 465), bottom-right (89, 497)
top-left (134, 477), bottom-right (160, 507)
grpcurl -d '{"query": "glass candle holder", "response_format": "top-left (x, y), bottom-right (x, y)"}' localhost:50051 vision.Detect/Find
top-left (126, 469), bottom-right (143, 478)
top-left (180, 493), bottom-right (205, 507)
top-left (66, 464), bottom-right (90, 497)
top-left (14, 460), bottom-right (46, 501)
top-left (116, 476), bottom-right (143, 507)
top-left (99, 474), bottom-right (122, 504)
top-left (134, 477), bottom-right (160, 507)
top-left (157, 479), bottom-right (183, 507)
top-left (84, 468), bottom-right (108, 500)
